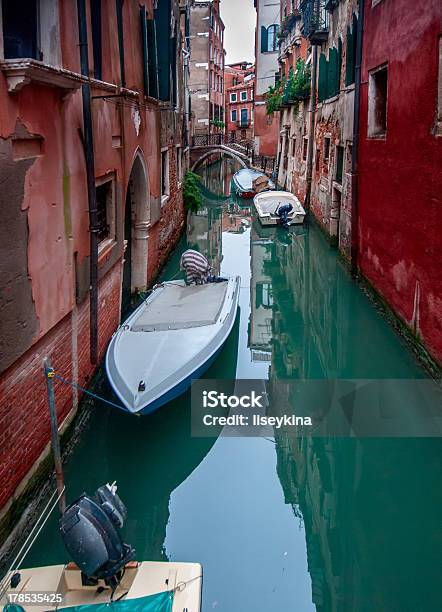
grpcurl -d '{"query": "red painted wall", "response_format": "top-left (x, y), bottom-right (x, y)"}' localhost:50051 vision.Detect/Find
top-left (358, 0), bottom-right (442, 365)
top-left (0, 0), bottom-right (186, 513)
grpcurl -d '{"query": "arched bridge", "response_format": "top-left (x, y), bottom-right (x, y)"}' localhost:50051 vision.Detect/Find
top-left (190, 134), bottom-right (249, 171)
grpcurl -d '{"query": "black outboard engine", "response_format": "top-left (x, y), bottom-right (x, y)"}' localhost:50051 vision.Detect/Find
top-left (277, 203), bottom-right (293, 229)
top-left (60, 483), bottom-right (135, 594)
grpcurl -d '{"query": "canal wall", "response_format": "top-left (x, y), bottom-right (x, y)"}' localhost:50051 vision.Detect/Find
top-left (0, 0), bottom-right (189, 540)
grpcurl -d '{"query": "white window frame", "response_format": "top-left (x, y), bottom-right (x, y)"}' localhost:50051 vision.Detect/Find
top-left (231, 109), bottom-right (237, 122)
top-left (96, 172), bottom-right (117, 252)
top-left (176, 144), bottom-right (182, 186)
top-left (240, 90), bottom-right (247, 101)
top-left (230, 92), bottom-right (237, 102)
top-left (161, 147), bottom-right (170, 205)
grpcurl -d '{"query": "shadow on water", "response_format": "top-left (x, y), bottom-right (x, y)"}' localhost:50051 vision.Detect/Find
top-left (23, 157), bottom-right (442, 612)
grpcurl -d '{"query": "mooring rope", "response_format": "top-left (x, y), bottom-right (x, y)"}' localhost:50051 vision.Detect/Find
top-left (52, 373), bottom-right (127, 412)
top-left (0, 487), bottom-right (66, 599)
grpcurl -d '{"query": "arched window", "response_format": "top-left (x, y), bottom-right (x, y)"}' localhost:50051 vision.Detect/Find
top-left (261, 24), bottom-right (279, 53)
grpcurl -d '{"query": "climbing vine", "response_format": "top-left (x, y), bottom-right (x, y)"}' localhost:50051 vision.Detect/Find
top-left (183, 170), bottom-right (203, 212)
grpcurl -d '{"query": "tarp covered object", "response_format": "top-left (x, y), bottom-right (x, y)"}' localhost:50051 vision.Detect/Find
top-left (57, 591), bottom-right (173, 612)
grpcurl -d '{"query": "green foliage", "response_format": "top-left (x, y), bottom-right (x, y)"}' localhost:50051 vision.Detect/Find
top-left (210, 119), bottom-right (225, 129)
top-left (183, 170), bottom-right (203, 212)
top-left (265, 76), bottom-right (286, 115)
top-left (287, 59), bottom-right (311, 101)
top-left (266, 60), bottom-right (310, 116)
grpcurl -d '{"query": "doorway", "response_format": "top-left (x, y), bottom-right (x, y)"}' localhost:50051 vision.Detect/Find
top-left (122, 152), bottom-right (150, 316)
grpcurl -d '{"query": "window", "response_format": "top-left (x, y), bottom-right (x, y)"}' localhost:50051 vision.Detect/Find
top-left (2, 0), bottom-right (39, 59)
top-left (176, 146), bottom-right (182, 183)
top-left (154, 1), bottom-right (175, 102)
top-left (161, 149), bottom-right (169, 200)
top-left (368, 64), bottom-right (388, 138)
top-left (335, 145), bottom-right (344, 184)
top-left (240, 90), bottom-right (247, 101)
top-left (2, 0), bottom-right (61, 65)
top-left (230, 92), bottom-right (237, 102)
top-left (91, 0), bottom-right (102, 80)
top-left (231, 109), bottom-right (237, 122)
top-left (302, 138), bottom-right (308, 161)
top-left (240, 108), bottom-right (248, 126)
top-left (261, 24), bottom-right (279, 53)
top-left (95, 176), bottom-right (116, 244)
top-left (324, 136), bottom-right (331, 161)
top-left (345, 14), bottom-right (358, 86)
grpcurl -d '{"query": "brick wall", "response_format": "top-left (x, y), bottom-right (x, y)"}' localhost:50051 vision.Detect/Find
top-left (0, 264), bottom-right (121, 514)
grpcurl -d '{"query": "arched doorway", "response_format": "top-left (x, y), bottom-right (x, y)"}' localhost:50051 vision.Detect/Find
top-left (122, 151), bottom-right (150, 314)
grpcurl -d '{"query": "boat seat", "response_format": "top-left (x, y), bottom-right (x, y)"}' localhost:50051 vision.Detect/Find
top-left (131, 281), bottom-right (228, 332)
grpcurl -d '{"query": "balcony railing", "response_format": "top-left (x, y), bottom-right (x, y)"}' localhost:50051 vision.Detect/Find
top-left (300, 0), bottom-right (329, 43)
top-left (236, 120), bottom-right (251, 128)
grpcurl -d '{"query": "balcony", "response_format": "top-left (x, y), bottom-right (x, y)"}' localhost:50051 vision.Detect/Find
top-left (300, 0), bottom-right (329, 44)
top-left (236, 120), bottom-right (251, 128)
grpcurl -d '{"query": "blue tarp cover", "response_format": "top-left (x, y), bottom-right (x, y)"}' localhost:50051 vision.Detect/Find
top-left (58, 590), bottom-right (173, 612)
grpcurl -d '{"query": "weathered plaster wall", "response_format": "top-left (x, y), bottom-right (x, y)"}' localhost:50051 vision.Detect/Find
top-left (358, 0), bottom-right (442, 365)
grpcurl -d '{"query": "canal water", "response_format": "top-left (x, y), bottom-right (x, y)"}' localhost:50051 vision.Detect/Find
top-left (25, 158), bottom-right (441, 611)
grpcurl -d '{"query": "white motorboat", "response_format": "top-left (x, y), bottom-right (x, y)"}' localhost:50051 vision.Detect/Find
top-left (106, 277), bottom-right (241, 415)
top-left (253, 190), bottom-right (306, 226)
top-left (3, 561), bottom-right (202, 611)
top-left (1, 484), bottom-right (202, 612)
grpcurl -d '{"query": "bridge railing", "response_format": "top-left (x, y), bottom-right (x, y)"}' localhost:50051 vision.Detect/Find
top-left (192, 134), bottom-right (225, 147)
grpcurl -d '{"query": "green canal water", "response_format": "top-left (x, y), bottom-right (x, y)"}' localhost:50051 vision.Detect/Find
top-left (25, 159), bottom-right (441, 611)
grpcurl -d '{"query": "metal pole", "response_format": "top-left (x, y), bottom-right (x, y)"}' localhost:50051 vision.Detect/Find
top-left (77, 0), bottom-right (99, 365)
top-left (304, 43), bottom-right (319, 212)
top-left (350, 0), bottom-right (365, 277)
top-left (43, 359), bottom-right (66, 514)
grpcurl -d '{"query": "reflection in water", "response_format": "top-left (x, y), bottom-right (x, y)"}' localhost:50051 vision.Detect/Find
top-left (23, 159), bottom-right (441, 612)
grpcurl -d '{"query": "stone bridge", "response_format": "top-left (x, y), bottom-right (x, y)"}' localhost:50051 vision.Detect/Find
top-left (190, 134), bottom-right (249, 171)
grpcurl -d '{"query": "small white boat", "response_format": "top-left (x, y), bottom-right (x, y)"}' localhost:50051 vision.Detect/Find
top-left (106, 277), bottom-right (240, 415)
top-left (4, 561), bottom-right (202, 611)
top-left (232, 168), bottom-right (275, 198)
top-left (253, 190), bottom-right (306, 226)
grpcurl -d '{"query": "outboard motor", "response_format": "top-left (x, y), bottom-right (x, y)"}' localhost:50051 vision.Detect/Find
top-left (60, 483), bottom-right (135, 594)
top-left (277, 203), bottom-right (293, 229)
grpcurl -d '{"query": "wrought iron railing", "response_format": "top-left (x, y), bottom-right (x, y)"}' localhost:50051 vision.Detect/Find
top-left (191, 133), bottom-right (225, 147)
top-left (300, 0), bottom-right (329, 43)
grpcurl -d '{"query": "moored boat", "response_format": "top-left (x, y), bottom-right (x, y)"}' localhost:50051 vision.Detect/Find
top-left (1, 484), bottom-right (201, 612)
top-left (106, 277), bottom-right (241, 415)
top-left (253, 190), bottom-right (306, 227)
top-left (231, 168), bottom-right (275, 198)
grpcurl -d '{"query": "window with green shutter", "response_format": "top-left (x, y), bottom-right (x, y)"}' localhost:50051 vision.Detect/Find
top-left (260, 26), bottom-right (268, 53)
top-left (140, 7), bottom-right (149, 95)
top-left (146, 18), bottom-right (159, 99)
top-left (154, 0), bottom-right (171, 101)
top-left (345, 14), bottom-right (357, 86)
top-left (318, 53), bottom-right (327, 102)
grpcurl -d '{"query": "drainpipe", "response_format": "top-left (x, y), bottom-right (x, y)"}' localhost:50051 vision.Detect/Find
top-left (350, 0), bottom-right (365, 277)
top-left (304, 43), bottom-right (318, 212)
top-left (77, 0), bottom-right (99, 364)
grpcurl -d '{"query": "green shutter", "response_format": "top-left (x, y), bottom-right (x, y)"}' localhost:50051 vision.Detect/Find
top-left (337, 38), bottom-right (342, 93)
top-left (155, 0), bottom-right (171, 101)
top-left (146, 18), bottom-right (159, 98)
top-left (345, 15), bottom-right (358, 86)
top-left (140, 7), bottom-right (149, 95)
top-left (318, 53), bottom-right (327, 102)
top-left (261, 26), bottom-right (268, 53)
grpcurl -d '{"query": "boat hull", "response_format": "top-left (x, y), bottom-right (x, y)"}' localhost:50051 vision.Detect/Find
top-left (106, 277), bottom-right (241, 415)
top-left (253, 190), bottom-right (306, 226)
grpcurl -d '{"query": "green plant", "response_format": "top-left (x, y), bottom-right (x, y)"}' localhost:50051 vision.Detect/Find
top-left (210, 119), bottom-right (225, 129)
top-left (287, 59), bottom-right (311, 101)
top-left (183, 170), bottom-right (203, 212)
top-left (265, 75), bottom-right (286, 115)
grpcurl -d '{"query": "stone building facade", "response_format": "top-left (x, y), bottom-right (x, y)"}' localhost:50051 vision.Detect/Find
top-left (189, 0), bottom-right (225, 136)
top-left (0, 0), bottom-right (190, 523)
top-left (225, 62), bottom-right (255, 142)
top-left (253, 0), bottom-right (280, 156)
